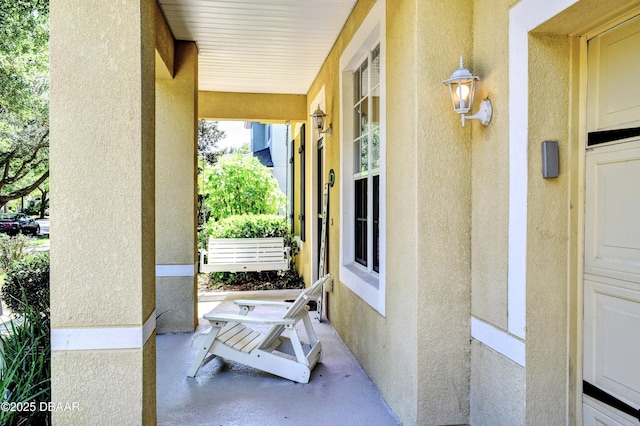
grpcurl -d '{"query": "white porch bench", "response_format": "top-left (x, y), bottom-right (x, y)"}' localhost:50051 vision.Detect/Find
top-left (199, 237), bottom-right (291, 273)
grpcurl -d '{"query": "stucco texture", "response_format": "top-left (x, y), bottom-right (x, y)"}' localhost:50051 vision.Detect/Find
top-left (305, 0), bottom-right (475, 423)
top-left (414, 0), bottom-right (472, 423)
top-left (51, 339), bottom-right (156, 425)
top-left (525, 32), bottom-right (571, 426)
top-left (306, 0), bottom-right (421, 423)
top-left (470, 340), bottom-right (525, 426)
top-left (50, 0), bottom-right (157, 422)
top-left (471, 0), bottom-right (511, 330)
top-left (199, 92), bottom-right (307, 123)
top-left (156, 41), bottom-right (198, 265)
top-left (469, 0), bottom-right (525, 423)
top-left (156, 276), bottom-right (196, 334)
top-left (50, 0), bottom-right (156, 328)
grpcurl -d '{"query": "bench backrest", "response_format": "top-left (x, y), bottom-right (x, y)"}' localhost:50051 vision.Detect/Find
top-left (208, 237), bottom-right (285, 265)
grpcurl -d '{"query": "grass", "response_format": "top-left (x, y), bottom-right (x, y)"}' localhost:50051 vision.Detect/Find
top-left (31, 237), bottom-right (49, 246)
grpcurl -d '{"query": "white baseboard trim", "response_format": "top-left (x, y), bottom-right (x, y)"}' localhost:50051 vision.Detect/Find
top-left (156, 263), bottom-right (197, 277)
top-left (52, 310), bottom-right (156, 351)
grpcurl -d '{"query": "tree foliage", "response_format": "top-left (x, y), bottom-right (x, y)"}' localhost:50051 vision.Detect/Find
top-left (198, 119), bottom-right (227, 165)
top-left (0, 0), bottom-right (49, 208)
top-left (201, 154), bottom-right (286, 221)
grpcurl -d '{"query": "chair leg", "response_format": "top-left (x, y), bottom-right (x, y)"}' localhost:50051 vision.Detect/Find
top-left (301, 314), bottom-right (318, 346)
top-left (187, 326), bottom-right (221, 377)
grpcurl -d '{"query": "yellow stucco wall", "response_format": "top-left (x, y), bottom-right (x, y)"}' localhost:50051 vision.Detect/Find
top-left (305, 0), bottom-right (473, 423)
top-left (50, 0), bottom-right (156, 328)
top-left (470, 1), bottom-right (640, 424)
top-left (198, 92), bottom-right (307, 122)
top-left (50, 0), bottom-right (157, 422)
top-left (414, 0), bottom-right (473, 422)
top-left (525, 33), bottom-right (571, 425)
top-left (469, 0), bottom-right (526, 424)
top-left (471, 0), bottom-right (511, 331)
top-left (155, 0), bottom-right (174, 79)
top-left (155, 41), bottom-right (198, 334)
top-left (156, 42), bottom-right (198, 264)
top-left (48, 0), bottom-right (640, 423)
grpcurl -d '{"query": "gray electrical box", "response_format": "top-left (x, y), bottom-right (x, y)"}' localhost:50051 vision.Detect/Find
top-left (541, 141), bottom-right (559, 179)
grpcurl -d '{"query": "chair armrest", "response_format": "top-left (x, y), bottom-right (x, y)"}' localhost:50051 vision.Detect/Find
top-left (234, 300), bottom-right (294, 308)
top-left (203, 312), bottom-right (296, 326)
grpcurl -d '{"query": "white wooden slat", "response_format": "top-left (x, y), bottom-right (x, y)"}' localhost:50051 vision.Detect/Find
top-left (223, 326), bottom-right (253, 347)
top-left (234, 330), bottom-right (263, 353)
top-left (217, 323), bottom-right (245, 342)
top-left (201, 237), bottom-right (290, 273)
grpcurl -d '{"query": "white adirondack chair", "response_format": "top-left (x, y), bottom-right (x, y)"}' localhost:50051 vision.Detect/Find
top-left (187, 274), bottom-right (331, 383)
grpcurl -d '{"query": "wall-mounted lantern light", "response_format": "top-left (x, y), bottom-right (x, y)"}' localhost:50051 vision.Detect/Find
top-left (311, 105), bottom-right (333, 135)
top-left (443, 56), bottom-right (492, 127)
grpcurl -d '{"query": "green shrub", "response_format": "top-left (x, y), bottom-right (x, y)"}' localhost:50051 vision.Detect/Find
top-left (2, 252), bottom-right (49, 315)
top-left (0, 297), bottom-right (51, 425)
top-left (200, 154), bottom-right (286, 220)
top-left (0, 234), bottom-right (33, 272)
top-left (209, 214), bottom-right (289, 238)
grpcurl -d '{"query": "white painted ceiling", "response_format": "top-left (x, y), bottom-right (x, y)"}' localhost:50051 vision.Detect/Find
top-left (158, 0), bottom-right (358, 95)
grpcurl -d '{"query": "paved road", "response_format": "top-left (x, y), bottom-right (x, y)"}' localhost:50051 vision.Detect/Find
top-left (36, 218), bottom-right (49, 236)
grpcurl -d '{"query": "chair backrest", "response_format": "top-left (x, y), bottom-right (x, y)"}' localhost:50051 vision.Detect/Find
top-left (283, 274), bottom-right (328, 319)
top-left (258, 274), bottom-right (330, 349)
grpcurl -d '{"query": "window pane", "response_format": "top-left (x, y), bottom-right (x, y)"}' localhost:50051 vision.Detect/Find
top-left (353, 102), bottom-right (362, 138)
top-left (353, 139), bottom-right (361, 173)
top-left (353, 68), bottom-right (361, 101)
top-left (360, 95), bottom-right (369, 134)
top-left (373, 175), bottom-right (379, 273)
top-left (371, 87), bottom-right (380, 126)
top-left (372, 127), bottom-right (380, 170)
top-left (355, 178), bottom-right (368, 266)
top-left (360, 60), bottom-right (369, 98)
top-left (371, 45), bottom-right (380, 88)
top-left (359, 134), bottom-right (369, 174)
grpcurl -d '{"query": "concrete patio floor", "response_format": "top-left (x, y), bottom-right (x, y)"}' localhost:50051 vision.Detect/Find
top-left (156, 289), bottom-right (400, 426)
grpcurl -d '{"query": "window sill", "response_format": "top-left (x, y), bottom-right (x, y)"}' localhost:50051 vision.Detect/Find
top-left (340, 262), bottom-right (385, 316)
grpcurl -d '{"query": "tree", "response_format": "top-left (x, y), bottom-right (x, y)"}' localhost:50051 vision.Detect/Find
top-left (198, 119), bottom-right (227, 165)
top-left (0, 0), bottom-right (49, 209)
top-left (201, 154), bottom-right (286, 221)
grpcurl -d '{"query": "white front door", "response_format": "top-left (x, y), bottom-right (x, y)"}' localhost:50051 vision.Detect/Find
top-left (583, 14), bottom-right (640, 426)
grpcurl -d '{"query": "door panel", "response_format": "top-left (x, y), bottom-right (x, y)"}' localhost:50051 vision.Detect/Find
top-left (584, 139), bottom-right (640, 421)
top-left (584, 397), bottom-right (637, 426)
top-left (585, 142), bottom-right (640, 278)
top-left (587, 16), bottom-right (640, 131)
top-left (584, 14), bottom-right (640, 424)
top-left (584, 276), bottom-right (640, 402)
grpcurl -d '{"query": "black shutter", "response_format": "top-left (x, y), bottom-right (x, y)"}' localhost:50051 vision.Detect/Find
top-left (299, 124), bottom-right (306, 242)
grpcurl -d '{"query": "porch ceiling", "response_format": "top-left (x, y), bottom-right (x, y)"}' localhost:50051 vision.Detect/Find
top-left (158, 0), bottom-right (357, 95)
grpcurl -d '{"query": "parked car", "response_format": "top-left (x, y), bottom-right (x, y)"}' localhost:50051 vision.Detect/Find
top-left (0, 213), bottom-right (40, 236)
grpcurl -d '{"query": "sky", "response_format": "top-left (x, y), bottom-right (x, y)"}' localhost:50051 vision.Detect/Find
top-left (216, 121), bottom-right (251, 149)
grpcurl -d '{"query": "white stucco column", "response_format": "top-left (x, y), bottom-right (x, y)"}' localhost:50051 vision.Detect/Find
top-left (155, 41), bottom-right (198, 333)
top-left (50, 0), bottom-right (156, 423)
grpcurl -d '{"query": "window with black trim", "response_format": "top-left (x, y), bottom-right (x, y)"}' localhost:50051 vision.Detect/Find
top-left (352, 45), bottom-right (380, 272)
